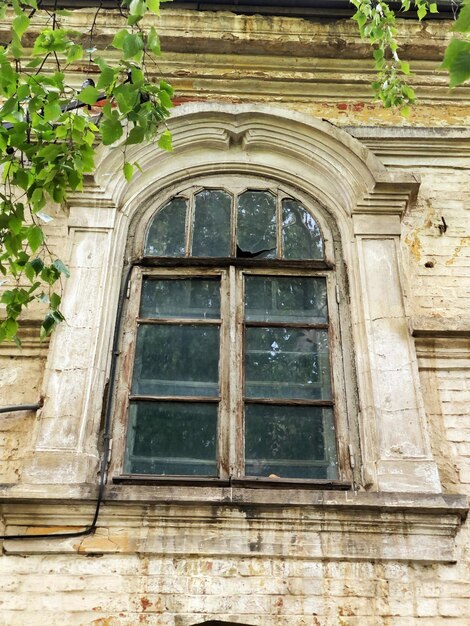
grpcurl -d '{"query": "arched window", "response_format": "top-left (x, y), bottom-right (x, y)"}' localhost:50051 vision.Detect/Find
top-left (118, 178), bottom-right (349, 484)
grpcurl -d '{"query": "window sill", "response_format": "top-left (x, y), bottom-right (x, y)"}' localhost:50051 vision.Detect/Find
top-left (0, 483), bottom-right (467, 563)
top-left (112, 475), bottom-right (352, 490)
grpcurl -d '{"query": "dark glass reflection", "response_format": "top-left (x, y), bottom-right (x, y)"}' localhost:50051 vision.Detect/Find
top-left (132, 324), bottom-right (219, 397)
top-left (282, 199), bottom-right (324, 260)
top-left (145, 198), bottom-right (187, 257)
top-left (140, 278), bottom-right (221, 319)
top-left (125, 401), bottom-right (217, 475)
top-left (245, 405), bottom-right (337, 479)
top-left (192, 189), bottom-right (232, 257)
top-left (245, 327), bottom-right (331, 400)
top-left (245, 276), bottom-right (328, 323)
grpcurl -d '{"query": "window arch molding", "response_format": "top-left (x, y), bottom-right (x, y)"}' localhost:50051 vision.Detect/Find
top-left (25, 103), bottom-right (444, 496)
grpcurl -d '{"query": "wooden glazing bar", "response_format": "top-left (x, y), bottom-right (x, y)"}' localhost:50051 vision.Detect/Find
top-left (245, 321), bottom-right (329, 329)
top-left (129, 395), bottom-right (220, 403)
top-left (244, 398), bottom-right (334, 406)
top-left (136, 318), bottom-right (221, 325)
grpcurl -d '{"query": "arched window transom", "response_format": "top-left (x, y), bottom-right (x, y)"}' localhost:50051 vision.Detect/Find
top-left (144, 188), bottom-right (324, 260)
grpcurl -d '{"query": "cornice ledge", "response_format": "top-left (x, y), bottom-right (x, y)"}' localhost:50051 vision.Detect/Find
top-left (411, 316), bottom-right (470, 338)
top-left (0, 490), bottom-right (467, 562)
top-left (354, 174), bottom-right (420, 216)
top-left (345, 127), bottom-right (470, 163)
top-left (0, 320), bottom-right (49, 356)
top-left (67, 175), bottom-right (115, 209)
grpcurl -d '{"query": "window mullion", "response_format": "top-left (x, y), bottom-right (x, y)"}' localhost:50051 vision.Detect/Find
top-left (218, 269), bottom-right (231, 479)
top-left (227, 266), bottom-right (244, 478)
top-left (185, 191), bottom-right (195, 256)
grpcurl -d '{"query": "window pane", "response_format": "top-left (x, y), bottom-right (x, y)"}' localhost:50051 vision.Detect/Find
top-left (245, 405), bottom-right (338, 479)
top-left (192, 189), bottom-right (232, 257)
top-left (245, 276), bottom-right (328, 323)
top-left (282, 199), bottom-right (324, 260)
top-left (245, 327), bottom-right (331, 400)
top-left (125, 401), bottom-right (217, 475)
top-left (140, 278), bottom-right (221, 319)
top-left (132, 324), bottom-right (220, 396)
top-left (145, 197), bottom-right (187, 256)
top-left (237, 191), bottom-right (276, 258)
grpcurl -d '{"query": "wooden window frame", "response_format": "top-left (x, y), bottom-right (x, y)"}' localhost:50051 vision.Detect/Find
top-left (111, 179), bottom-right (354, 487)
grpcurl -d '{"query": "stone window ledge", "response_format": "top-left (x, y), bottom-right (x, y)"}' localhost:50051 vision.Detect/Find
top-left (0, 485), bottom-right (467, 563)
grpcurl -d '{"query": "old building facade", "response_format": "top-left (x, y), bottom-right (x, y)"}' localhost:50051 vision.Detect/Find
top-left (0, 2), bottom-right (469, 624)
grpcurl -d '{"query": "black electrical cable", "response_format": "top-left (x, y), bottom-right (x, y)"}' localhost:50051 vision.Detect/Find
top-left (0, 403), bottom-right (43, 415)
top-left (0, 262), bottom-right (135, 541)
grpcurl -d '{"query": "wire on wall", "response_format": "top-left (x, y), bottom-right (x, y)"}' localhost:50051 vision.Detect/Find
top-left (0, 262), bottom-right (135, 542)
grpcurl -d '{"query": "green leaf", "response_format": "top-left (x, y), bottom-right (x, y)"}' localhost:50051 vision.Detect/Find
top-left (128, 0), bottom-right (146, 25)
top-left (147, 0), bottom-right (160, 14)
top-left (43, 101), bottom-right (62, 122)
top-left (30, 188), bottom-right (46, 211)
top-left (13, 168), bottom-right (29, 190)
top-left (147, 26), bottom-right (161, 55)
top-left (4, 317), bottom-right (18, 341)
top-left (77, 86), bottom-right (100, 105)
top-left (126, 125), bottom-right (145, 144)
top-left (52, 259), bottom-right (70, 278)
top-left (112, 29), bottom-right (128, 50)
top-left (50, 292), bottom-right (61, 309)
top-left (115, 84), bottom-right (139, 114)
top-left (24, 262), bottom-right (35, 282)
top-left (12, 13), bottom-right (30, 39)
top-left (158, 129), bottom-right (173, 151)
top-left (441, 38), bottom-right (470, 87)
top-left (0, 97), bottom-right (19, 117)
top-left (100, 114), bottom-right (123, 145)
top-left (400, 61), bottom-right (411, 75)
top-left (159, 89), bottom-right (173, 108)
top-left (27, 226), bottom-right (44, 253)
top-left (0, 291), bottom-right (15, 305)
top-left (8, 216), bottom-right (22, 235)
top-left (417, 4), bottom-right (427, 20)
top-left (40, 313), bottom-right (56, 339)
top-left (123, 161), bottom-right (134, 182)
top-left (454, 2), bottom-right (470, 32)
top-left (373, 48), bottom-right (384, 62)
top-left (429, 2), bottom-right (438, 14)
top-left (96, 62), bottom-right (116, 90)
top-left (30, 257), bottom-right (44, 274)
top-left (66, 44), bottom-right (83, 64)
top-left (122, 33), bottom-right (144, 60)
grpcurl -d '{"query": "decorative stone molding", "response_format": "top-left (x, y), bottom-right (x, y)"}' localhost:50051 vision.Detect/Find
top-left (0, 321), bottom-right (49, 358)
top-left (412, 316), bottom-right (470, 339)
top-left (22, 104), bottom-right (445, 495)
top-left (0, 489), bottom-right (467, 563)
top-left (346, 127), bottom-right (470, 167)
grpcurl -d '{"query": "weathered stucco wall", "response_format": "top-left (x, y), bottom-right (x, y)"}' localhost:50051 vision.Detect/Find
top-left (1, 7), bottom-right (469, 626)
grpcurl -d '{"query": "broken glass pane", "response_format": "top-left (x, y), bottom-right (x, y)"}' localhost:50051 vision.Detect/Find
top-left (237, 191), bottom-right (276, 258)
